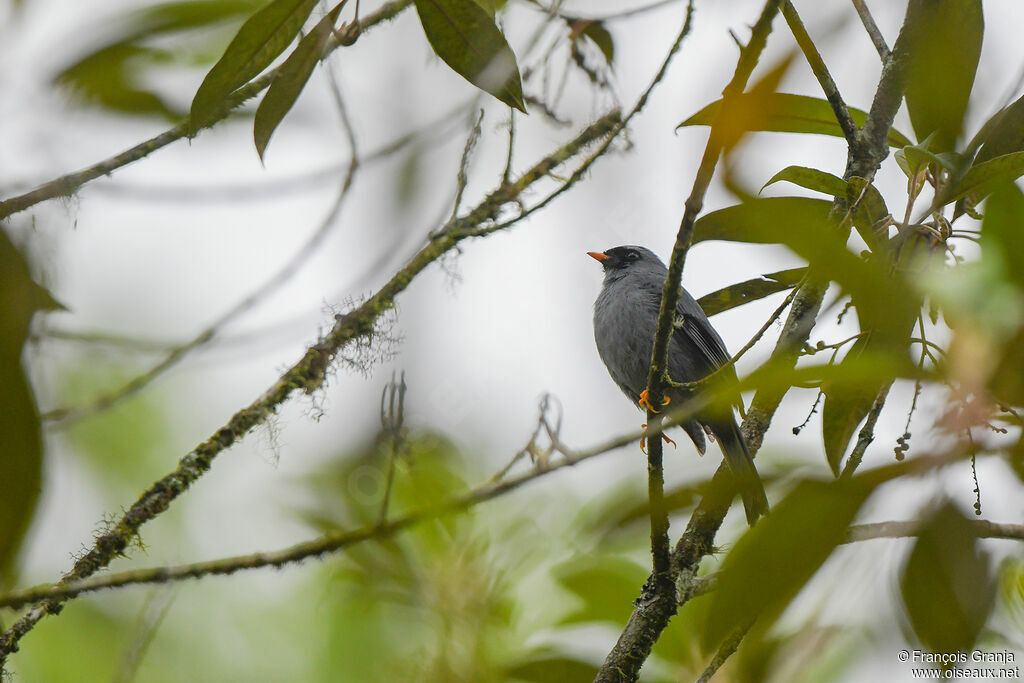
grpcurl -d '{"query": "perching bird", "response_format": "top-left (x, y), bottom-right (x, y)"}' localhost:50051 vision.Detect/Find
top-left (588, 245), bottom-right (768, 525)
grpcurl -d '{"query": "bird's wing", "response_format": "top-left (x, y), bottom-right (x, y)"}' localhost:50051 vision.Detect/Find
top-left (674, 312), bottom-right (732, 370)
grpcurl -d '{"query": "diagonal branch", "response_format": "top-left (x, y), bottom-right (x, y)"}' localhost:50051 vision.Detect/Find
top-left (0, 110), bottom-right (622, 669)
top-left (851, 0), bottom-right (890, 61)
top-left (0, 0), bottom-right (413, 221)
top-left (782, 1), bottom-right (859, 145)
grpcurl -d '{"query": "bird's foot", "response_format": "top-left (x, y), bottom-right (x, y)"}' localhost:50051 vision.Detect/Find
top-left (638, 390), bottom-right (670, 413)
top-left (640, 424), bottom-right (677, 454)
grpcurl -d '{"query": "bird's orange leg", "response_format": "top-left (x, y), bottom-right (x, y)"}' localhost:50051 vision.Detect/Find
top-left (638, 389), bottom-right (671, 413)
top-left (640, 423), bottom-right (677, 454)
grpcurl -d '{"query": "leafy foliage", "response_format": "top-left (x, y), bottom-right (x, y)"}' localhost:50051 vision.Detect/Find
top-left (413, 0), bottom-right (526, 111)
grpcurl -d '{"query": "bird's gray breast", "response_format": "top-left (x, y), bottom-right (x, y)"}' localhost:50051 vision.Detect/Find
top-left (593, 278), bottom-right (660, 402)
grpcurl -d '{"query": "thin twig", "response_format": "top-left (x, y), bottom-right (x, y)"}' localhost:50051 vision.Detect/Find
top-left (697, 621), bottom-right (753, 683)
top-left (839, 382), bottom-right (892, 478)
top-left (851, 0), bottom-right (890, 61)
top-left (446, 109), bottom-right (486, 228)
top-left (782, 1), bottom-right (859, 145)
top-left (377, 371), bottom-right (406, 525)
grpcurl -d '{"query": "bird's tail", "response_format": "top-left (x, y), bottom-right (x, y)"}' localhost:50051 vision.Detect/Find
top-left (708, 417), bottom-right (769, 525)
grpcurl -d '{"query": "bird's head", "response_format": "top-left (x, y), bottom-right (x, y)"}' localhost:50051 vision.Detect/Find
top-left (587, 245), bottom-right (666, 281)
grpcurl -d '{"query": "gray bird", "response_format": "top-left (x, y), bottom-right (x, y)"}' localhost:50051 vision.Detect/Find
top-left (589, 245), bottom-right (768, 525)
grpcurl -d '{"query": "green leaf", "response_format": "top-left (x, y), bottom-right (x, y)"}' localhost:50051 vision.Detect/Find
top-left (903, 0), bottom-right (984, 151)
top-left (553, 556), bottom-right (646, 626)
top-left (901, 502), bottom-right (996, 654)
top-left (0, 230), bottom-right (55, 586)
top-left (413, 0), bottom-right (525, 111)
top-left (190, 0), bottom-right (319, 132)
top-left (973, 92), bottom-right (1024, 164)
top-left (981, 182), bottom-right (1024, 289)
top-left (762, 166), bottom-right (847, 197)
top-left (679, 93), bottom-right (912, 148)
top-left (692, 197), bottom-right (832, 245)
top-left (703, 478), bottom-right (873, 650)
top-left (254, 5), bottom-right (340, 160)
top-left (55, 44), bottom-right (181, 119)
top-left (940, 151), bottom-right (1024, 207)
top-left (762, 169), bottom-right (889, 250)
top-left (577, 19), bottom-right (614, 66)
top-left (697, 267), bottom-right (807, 317)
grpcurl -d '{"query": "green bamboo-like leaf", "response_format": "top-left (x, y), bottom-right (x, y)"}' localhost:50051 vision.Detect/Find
top-left (762, 168), bottom-right (889, 250)
top-left (903, 0), bottom-right (984, 151)
top-left (901, 502), bottom-right (996, 654)
top-left (939, 152), bottom-right (1024, 207)
top-left (0, 231), bottom-right (59, 586)
top-left (413, 0), bottom-right (525, 111)
top-left (762, 165), bottom-right (847, 197)
top-left (679, 93), bottom-right (912, 148)
top-left (973, 93), bottom-right (1024, 164)
top-left (254, 5), bottom-right (341, 160)
top-left (698, 267), bottom-right (807, 317)
top-left (692, 196), bottom-right (832, 245)
top-left (189, 0), bottom-right (319, 132)
top-left (703, 478), bottom-right (873, 651)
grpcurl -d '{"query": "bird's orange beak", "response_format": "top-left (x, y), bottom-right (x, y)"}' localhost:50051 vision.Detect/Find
top-left (587, 251), bottom-right (609, 262)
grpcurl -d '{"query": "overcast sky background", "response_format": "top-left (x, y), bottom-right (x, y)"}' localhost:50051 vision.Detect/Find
top-left (3, 0), bottom-right (1023, 678)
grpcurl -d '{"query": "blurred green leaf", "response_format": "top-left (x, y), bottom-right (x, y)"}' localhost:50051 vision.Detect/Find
top-left (413, 0), bottom-right (526, 111)
top-left (679, 93), bottom-right (912, 148)
top-left (903, 0), bottom-right (983, 151)
top-left (190, 0), bottom-right (319, 132)
top-left (973, 92), bottom-right (1024, 164)
top-left (568, 18), bottom-right (614, 66)
top-left (553, 556), bottom-right (647, 625)
top-left (254, 4), bottom-right (341, 160)
top-left (901, 501), bottom-right (996, 655)
top-left (506, 655), bottom-right (599, 682)
top-left (703, 478), bottom-right (873, 651)
top-left (981, 182), bottom-right (1024, 290)
top-left (940, 152), bottom-right (1024, 208)
top-left (698, 267), bottom-right (807, 317)
top-left (55, 44), bottom-right (181, 119)
top-left (692, 197), bottom-right (832, 245)
top-left (0, 230), bottom-right (55, 585)
top-left (54, 1), bottom-right (260, 119)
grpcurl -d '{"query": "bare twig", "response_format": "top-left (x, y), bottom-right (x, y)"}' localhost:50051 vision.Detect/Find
top-left (696, 621), bottom-right (753, 683)
top-left (851, 0), bottom-right (890, 61)
top-left (377, 371), bottom-right (407, 525)
top-left (839, 382), bottom-right (892, 478)
top-left (782, 1), bottom-right (859, 145)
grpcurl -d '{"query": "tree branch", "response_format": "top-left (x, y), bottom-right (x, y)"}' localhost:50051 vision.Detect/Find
top-left (0, 110), bottom-right (622, 669)
top-left (851, 0), bottom-right (890, 61)
top-left (782, 1), bottom-right (859, 145)
top-left (0, 0), bottom-right (412, 221)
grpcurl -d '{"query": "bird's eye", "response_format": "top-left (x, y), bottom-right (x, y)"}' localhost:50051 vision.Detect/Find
top-left (626, 251), bottom-right (639, 261)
